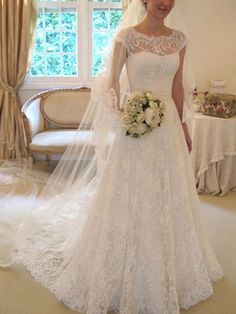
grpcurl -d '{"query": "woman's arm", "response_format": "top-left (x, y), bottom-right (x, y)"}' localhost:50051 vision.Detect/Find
top-left (172, 47), bottom-right (186, 121)
top-left (172, 47), bottom-right (192, 152)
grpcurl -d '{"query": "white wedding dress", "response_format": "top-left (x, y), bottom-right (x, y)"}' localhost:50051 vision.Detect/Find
top-left (1, 27), bottom-right (223, 314)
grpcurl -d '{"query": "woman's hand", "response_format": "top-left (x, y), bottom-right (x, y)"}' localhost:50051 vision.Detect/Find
top-left (182, 122), bottom-right (192, 153)
top-left (117, 107), bottom-right (124, 113)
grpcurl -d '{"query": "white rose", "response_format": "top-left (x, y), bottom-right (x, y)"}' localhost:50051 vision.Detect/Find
top-left (145, 108), bottom-right (161, 127)
top-left (122, 114), bottom-right (132, 127)
top-left (133, 91), bottom-right (144, 98)
top-left (129, 125), bottom-right (138, 134)
top-left (138, 96), bottom-right (147, 105)
top-left (134, 102), bottom-right (142, 110)
top-left (144, 108), bottom-right (156, 125)
top-left (136, 123), bottom-right (148, 135)
top-left (159, 102), bottom-right (165, 111)
top-left (136, 112), bottom-right (145, 123)
top-left (129, 123), bottom-right (147, 136)
top-left (149, 101), bottom-right (159, 110)
top-left (125, 104), bottom-right (135, 114)
top-left (146, 92), bottom-right (155, 100)
top-left (150, 114), bottom-right (161, 128)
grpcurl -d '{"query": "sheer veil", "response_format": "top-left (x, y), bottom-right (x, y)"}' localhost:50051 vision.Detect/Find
top-left (0, 0), bottom-right (195, 267)
top-left (165, 0), bottom-right (195, 126)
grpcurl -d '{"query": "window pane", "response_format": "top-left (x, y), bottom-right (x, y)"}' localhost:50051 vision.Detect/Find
top-left (93, 54), bottom-right (105, 76)
top-left (30, 55), bottom-right (45, 76)
top-left (46, 55), bottom-right (61, 76)
top-left (63, 55), bottom-right (78, 76)
top-left (62, 32), bottom-right (77, 53)
top-left (35, 31), bottom-right (44, 53)
top-left (110, 9), bottom-right (122, 30)
top-left (93, 9), bottom-right (108, 31)
top-left (46, 32), bottom-right (60, 52)
top-left (37, 9), bottom-right (44, 29)
top-left (45, 9), bottom-right (59, 31)
top-left (93, 32), bottom-right (109, 54)
top-left (62, 9), bottom-right (77, 30)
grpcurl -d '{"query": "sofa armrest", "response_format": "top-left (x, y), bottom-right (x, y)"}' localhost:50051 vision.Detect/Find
top-left (21, 97), bottom-right (45, 141)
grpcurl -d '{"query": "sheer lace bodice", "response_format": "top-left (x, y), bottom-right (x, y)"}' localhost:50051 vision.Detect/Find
top-left (117, 27), bottom-right (188, 57)
top-left (125, 27), bottom-right (187, 96)
top-left (109, 27), bottom-right (188, 108)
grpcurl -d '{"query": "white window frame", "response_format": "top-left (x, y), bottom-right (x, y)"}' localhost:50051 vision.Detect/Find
top-left (22, 0), bottom-right (122, 90)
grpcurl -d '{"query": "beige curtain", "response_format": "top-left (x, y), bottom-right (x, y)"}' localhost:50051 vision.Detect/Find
top-left (122, 0), bottom-right (132, 11)
top-left (0, 0), bottom-right (37, 160)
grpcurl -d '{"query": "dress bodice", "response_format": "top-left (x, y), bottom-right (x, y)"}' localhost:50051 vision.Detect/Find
top-left (116, 27), bottom-right (188, 99)
top-left (126, 51), bottom-right (180, 98)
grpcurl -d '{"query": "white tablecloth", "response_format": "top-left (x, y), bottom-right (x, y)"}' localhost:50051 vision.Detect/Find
top-left (190, 113), bottom-right (236, 196)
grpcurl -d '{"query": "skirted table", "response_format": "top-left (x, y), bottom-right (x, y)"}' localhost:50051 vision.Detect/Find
top-left (190, 112), bottom-right (236, 196)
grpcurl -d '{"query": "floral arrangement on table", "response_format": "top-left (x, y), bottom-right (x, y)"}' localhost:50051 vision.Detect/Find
top-left (192, 87), bottom-right (209, 100)
top-left (192, 87), bottom-right (236, 118)
top-left (121, 91), bottom-right (165, 138)
top-left (201, 93), bottom-right (236, 118)
top-left (191, 88), bottom-right (209, 112)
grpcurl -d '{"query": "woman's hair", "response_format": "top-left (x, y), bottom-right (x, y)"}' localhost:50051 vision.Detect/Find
top-left (140, 0), bottom-right (147, 9)
top-left (140, 0), bottom-right (176, 9)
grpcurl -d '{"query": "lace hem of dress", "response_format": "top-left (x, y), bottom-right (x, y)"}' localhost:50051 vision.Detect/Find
top-left (17, 252), bottom-right (223, 314)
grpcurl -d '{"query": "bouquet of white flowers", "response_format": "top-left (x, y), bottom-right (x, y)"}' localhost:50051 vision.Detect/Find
top-left (121, 91), bottom-right (165, 138)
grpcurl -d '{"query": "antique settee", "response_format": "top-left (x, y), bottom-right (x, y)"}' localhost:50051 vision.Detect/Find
top-left (21, 87), bottom-right (93, 164)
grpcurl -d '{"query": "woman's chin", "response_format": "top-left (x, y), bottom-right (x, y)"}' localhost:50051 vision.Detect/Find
top-left (159, 11), bottom-right (170, 18)
top-left (157, 9), bottom-right (171, 18)
top-left (153, 10), bottom-right (171, 19)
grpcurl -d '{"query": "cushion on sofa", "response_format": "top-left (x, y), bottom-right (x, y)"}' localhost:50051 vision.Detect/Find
top-left (29, 129), bottom-right (94, 154)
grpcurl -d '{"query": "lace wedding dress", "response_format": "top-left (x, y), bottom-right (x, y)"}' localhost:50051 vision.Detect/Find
top-left (3, 27), bottom-right (223, 314)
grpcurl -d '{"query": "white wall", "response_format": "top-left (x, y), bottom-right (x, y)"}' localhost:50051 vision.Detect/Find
top-left (19, 0), bottom-right (236, 105)
top-left (179, 0), bottom-right (236, 93)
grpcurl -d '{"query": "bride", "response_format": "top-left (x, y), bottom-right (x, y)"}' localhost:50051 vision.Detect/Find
top-left (0, 0), bottom-right (223, 313)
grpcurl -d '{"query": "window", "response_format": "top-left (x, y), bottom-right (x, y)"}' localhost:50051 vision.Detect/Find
top-left (25, 0), bottom-right (122, 89)
top-left (92, 4), bottom-right (122, 76)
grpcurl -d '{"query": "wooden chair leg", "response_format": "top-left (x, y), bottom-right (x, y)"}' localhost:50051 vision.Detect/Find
top-left (28, 155), bottom-right (34, 169)
top-left (46, 154), bottom-right (50, 165)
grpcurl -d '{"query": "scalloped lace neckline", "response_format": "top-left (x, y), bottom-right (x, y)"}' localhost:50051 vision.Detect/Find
top-left (131, 26), bottom-right (175, 40)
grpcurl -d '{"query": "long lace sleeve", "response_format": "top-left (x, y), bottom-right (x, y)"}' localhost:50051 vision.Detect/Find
top-left (108, 30), bottom-right (128, 110)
